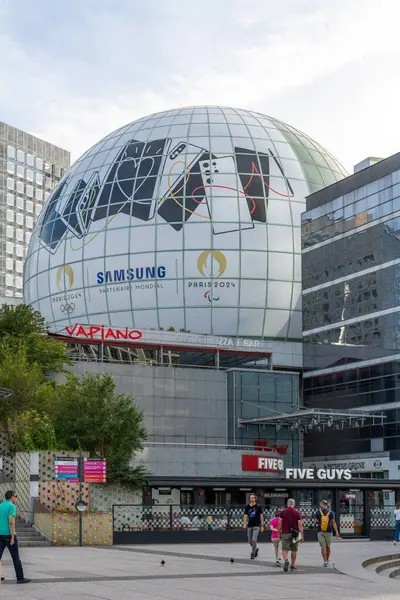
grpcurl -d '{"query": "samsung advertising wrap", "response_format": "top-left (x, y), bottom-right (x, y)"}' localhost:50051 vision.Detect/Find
top-left (23, 106), bottom-right (347, 338)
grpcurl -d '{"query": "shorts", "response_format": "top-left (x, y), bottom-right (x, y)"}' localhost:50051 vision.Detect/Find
top-left (281, 533), bottom-right (299, 552)
top-left (318, 532), bottom-right (332, 547)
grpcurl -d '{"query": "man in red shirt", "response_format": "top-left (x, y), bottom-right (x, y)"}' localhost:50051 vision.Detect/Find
top-left (278, 498), bottom-right (303, 572)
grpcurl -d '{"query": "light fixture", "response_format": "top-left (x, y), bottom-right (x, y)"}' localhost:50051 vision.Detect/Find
top-left (276, 423), bottom-right (282, 431)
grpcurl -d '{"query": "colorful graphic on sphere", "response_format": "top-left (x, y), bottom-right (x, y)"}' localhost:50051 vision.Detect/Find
top-left (23, 106), bottom-right (347, 338)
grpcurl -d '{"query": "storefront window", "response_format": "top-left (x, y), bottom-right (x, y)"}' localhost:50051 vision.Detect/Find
top-left (297, 489), bottom-right (314, 528)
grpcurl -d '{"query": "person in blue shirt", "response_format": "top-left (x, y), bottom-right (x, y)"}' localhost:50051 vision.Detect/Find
top-left (0, 491), bottom-right (30, 584)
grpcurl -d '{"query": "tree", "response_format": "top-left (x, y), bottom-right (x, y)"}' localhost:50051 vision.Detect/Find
top-left (52, 373), bottom-right (148, 488)
top-left (0, 304), bottom-right (69, 374)
top-left (0, 345), bottom-right (61, 451)
top-left (0, 304), bottom-right (69, 451)
top-left (8, 410), bottom-right (59, 451)
top-left (0, 304), bottom-right (46, 337)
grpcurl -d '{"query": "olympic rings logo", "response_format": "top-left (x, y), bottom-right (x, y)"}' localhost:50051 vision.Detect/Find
top-left (60, 302), bottom-right (75, 315)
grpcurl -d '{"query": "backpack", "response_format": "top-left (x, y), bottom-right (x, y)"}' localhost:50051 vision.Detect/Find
top-left (319, 509), bottom-right (331, 532)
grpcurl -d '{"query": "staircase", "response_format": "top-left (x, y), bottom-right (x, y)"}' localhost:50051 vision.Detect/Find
top-left (16, 518), bottom-right (51, 547)
top-left (363, 553), bottom-right (400, 579)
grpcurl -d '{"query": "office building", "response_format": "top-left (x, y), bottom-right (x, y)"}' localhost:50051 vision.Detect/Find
top-left (0, 121), bottom-right (70, 298)
top-left (302, 153), bottom-right (400, 487)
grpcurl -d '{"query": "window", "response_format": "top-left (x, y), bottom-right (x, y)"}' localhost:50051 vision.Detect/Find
top-left (35, 188), bottom-right (42, 201)
top-left (35, 172), bottom-right (43, 186)
top-left (7, 161), bottom-right (14, 174)
top-left (7, 178), bottom-right (14, 191)
top-left (7, 146), bottom-right (15, 159)
top-left (15, 245), bottom-right (23, 257)
top-left (6, 242), bottom-right (13, 255)
top-left (16, 181), bottom-right (24, 194)
top-left (16, 197), bottom-right (24, 210)
top-left (15, 261), bottom-right (23, 273)
top-left (26, 216), bottom-right (33, 229)
top-left (6, 275), bottom-right (13, 287)
top-left (16, 229), bottom-right (23, 241)
top-left (6, 259), bottom-right (13, 271)
top-left (26, 169), bottom-right (33, 181)
top-left (6, 194), bottom-right (14, 207)
top-left (16, 165), bottom-right (24, 178)
top-left (16, 213), bottom-right (23, 226)
top-left (26, 185), bottom-right (33, 197)
top-left (44, 192), bottom-right (50, 201)
top-left (35, 157), bottom-right (43, 170)
top-left (34, 204), bottom-right (42, 215)
top-left (26, 154), bottom-right (34, 166)
top-left (6, 226), bottom-right (14, 239)
top-left (6, 210), bottom-right (14, 222)
top-left (15, 277), bottom-right (23, 289)
top-left (25, 232), bottom-right (31, 243)
top-left (16, 149), bottom-right (24, 162)
top-left (26, 200), bottom-right (33, 213)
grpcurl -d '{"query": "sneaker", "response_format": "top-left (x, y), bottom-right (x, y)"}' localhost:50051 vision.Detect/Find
top-left (250, 553), bottom-right (255, 559)
top-left (1, 577), bottom-right (4, 582)
top-left (283, 559), bottom-right (289, 572)
top-left (290, 565), bottom-right (297, 571)
top-left (323, 561), bottom-right (329, 567)
top-left (17, 578), bottom-right (31, 584)
top-left (255, 548), bottom-right (259, 558)
top-left (275, 560), bottom-right (280, 566)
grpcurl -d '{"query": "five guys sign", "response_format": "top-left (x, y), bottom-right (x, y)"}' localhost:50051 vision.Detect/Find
top-left (242, 455), bottom-right (284, 473)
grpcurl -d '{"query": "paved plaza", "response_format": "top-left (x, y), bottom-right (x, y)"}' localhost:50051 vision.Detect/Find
top-left (1, 540), bottom-right (400, 599)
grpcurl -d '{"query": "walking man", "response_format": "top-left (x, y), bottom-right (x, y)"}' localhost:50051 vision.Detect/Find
top-left (278, 498), bottom-right (303, 572)
top-left (0, 491), bottom-right (30, 584)
top-left (314, 500), bottom-right (339, 567)
top-left (243, 493), bottom-right (264, 559)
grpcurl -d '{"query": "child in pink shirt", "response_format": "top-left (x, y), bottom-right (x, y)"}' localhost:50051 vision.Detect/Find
top-left (269, 509), bottom-right (281, 565)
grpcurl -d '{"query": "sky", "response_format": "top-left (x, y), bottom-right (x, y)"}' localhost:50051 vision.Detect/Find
top-left (1, 0), bottom-right (400, 172)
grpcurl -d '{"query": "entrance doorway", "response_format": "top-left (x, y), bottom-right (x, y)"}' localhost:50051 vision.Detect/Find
top-left (339, 489), bottom-right (364, 536)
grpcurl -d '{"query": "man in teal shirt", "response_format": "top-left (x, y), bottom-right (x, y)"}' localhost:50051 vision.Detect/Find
top-left (0, 491), bottom-right (30, 583)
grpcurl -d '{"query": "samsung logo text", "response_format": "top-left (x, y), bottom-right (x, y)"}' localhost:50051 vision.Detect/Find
top-left (96, 266), bottom-right (166, 284)
top-left (285, 468), bottom-right (352, 481)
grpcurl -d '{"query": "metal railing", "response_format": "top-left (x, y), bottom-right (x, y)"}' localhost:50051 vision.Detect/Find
top-left (112, 504), bottom-right (320, 532)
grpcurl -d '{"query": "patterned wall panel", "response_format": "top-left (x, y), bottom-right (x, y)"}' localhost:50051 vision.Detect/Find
top-left (15, 452), bottom-right (31, 516)
top-left (52, 513), bottom-right (79, 546)
top-left (83, 513), bottom-right (113, 546)
top-left (39, 481), bottom-right (89, 511)
top-left (89, 484), bottom-right (142, 512)
top-left (33, 512), bottom-right (53, 540)
top-left (0, 427), bottom-right (14, 482)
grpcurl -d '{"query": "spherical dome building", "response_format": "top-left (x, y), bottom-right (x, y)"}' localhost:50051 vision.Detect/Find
top-left (24, 106), bottom-right (347, 339)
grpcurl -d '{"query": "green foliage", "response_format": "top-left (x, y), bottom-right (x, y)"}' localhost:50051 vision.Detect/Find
top-left (8, 410), bottom-right (59, 451)
top-left (0, 304), bottom-right (148, 489)
top-left (52, 373), bottom-right (148, 488)
top-left (0, 304), bottom-right (46, 337)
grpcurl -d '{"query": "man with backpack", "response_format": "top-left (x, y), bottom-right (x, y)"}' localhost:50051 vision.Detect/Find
top-left (314, 500), bottom-right (339, 567)
top-left (278, 498), bottom-right (303, 572)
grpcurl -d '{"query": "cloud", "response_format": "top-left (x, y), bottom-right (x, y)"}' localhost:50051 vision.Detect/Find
top-left (0, 0), bottom-right (399, 169)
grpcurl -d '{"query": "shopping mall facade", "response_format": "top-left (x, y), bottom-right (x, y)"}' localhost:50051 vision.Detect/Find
top-left (19, 107), bottom-right (400, 538)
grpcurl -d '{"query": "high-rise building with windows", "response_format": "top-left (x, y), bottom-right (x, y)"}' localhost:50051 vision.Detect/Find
top-left (302, 152), bottom-right (400, 480)
top-left (0, 121), bottom-right (70, 298)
